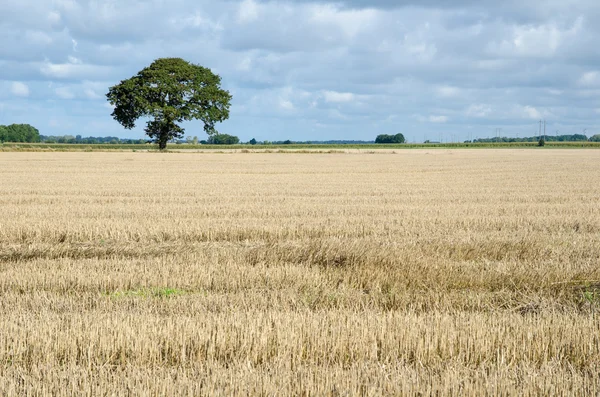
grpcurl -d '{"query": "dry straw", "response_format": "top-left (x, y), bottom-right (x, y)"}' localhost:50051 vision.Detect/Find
top-left (1, 150), bottom-right (599, 396)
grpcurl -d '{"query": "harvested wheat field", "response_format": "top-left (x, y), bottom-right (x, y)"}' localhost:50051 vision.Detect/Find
top-left (1, 149), bottom-right (599, 396)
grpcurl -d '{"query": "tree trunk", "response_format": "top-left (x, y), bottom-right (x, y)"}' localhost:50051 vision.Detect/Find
top-left (158, 134), bottom-right (168, 150)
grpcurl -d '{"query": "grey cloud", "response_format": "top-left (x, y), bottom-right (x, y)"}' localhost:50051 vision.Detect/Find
top-left (1, 0), bottom-right (599, 141)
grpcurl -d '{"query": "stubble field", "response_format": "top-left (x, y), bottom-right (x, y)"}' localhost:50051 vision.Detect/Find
top-left (1, 150), bottom-right (599, 396)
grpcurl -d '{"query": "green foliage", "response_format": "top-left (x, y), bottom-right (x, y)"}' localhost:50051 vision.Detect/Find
top-left (538, 138), bottom-right (546, 147)
top-left (476, 134), bottom-right (588, 143)
top-left (109, 287), bottom-right (187, 299)
top-left (590, 134), bottom-right (600, 142)
top-left (106, 58), bottom-right (232, 150)
top-left (375, 133), bottom-right (405, 144)
top-left (582, 289), bottom-right (600, 304)
top-left (0, 124), bottom-right (40, 143)
top-left (249, 138), bottom-right (257, 145)
top-left (207, 133), bottom-right (240, 144)
top-left (40, 135), bottom-right (146, 144)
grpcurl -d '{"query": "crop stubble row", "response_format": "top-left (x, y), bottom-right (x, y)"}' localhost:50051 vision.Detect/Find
top-left (0, 150), bottom-right (599, 396)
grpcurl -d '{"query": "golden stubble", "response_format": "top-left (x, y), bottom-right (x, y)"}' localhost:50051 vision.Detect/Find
top-left (1, 150), bottom-right (599, 396)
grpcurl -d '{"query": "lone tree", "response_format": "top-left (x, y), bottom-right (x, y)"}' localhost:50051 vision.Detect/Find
top-left (107, 58), bottom-right (232, 150)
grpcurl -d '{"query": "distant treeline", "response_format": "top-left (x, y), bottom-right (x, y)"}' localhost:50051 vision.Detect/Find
top-left (40, 135), bottom-right (148, 144)
top-left (375, 134), bottom-right (406, 144)
top-left (0, 124), bottom-right (40, 143)
top-left (3, 124), bottom-right (600, 146)
top-left (274, 140), bottom-right (375, 144)
top-left (205, 134), bottom-right (240, 145)
top-left (473, 134), bottom-right (598, 143)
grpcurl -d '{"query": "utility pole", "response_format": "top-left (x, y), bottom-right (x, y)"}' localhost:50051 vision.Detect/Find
top-left (544, 120), bottom-right (546, 141)
top-left (539, 120), bottom-right (542, 140)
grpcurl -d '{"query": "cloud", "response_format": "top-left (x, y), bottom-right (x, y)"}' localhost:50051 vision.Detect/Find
top-left (40, 60), bottom-right (112, 81)
top-left (429, 115), bottom-right (448, 123)
top-left (11, 82), bottom-right (30, 97)
top-left (84, 88), bottom-right (101, 99)
top-left (279, 99), bottom-right (294, 110)
top-left (237, 0), bottom-right (259, 23)
top-left (436, 86), bottom-right (461, 98)
top-left (466, 104), bottom-right (491, 118)
top-left (522, 105), bottom-right (542, 120)
top-left (48, 11), bottom-right (61, 25)
top-left (0, 0), bottom-right (599, 141)
top-left (579, 71), bottom-right (600, 86)
top-left (55, 86), bottom-right (75, 99)
top-left (323, 91), bottom-right (355, 103)
top-left (309, 5), bottom-right (379, 38)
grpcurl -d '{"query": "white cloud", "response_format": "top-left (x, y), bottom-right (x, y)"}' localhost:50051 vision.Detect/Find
top-left (47, 11), bottom-right (61, 25)
top-left (328, 109), bottom-right (348, 120)
top-left (237, 57), bottom-right (252, 72)
top-left (84, 88), bottom-right (101, 99)
top-left (579, 71), bottom-right (600, 86)
top-left (41, 62), bottom-right (78, 78)
top-left (40, 61), bottom-right (109, 80)
top-left (323, 90), bottom-right (355, 103)
top-left (512, 25), bottom-right (561, 56)
top-left (522, 105), bottom-right (542, 120)
top-left (466, 104), bottom-right (491, 118)
top-left (11, 81), bottom-right (30, 97)
top-left (237, 0), bottom-right (259, 23)
top-left (55, 86), bottom-right (75, 99)
top-left (309, 5), bottom-right (378, 38)
top-left (24, 30), bottom-right (53, 45)
top-left (172, 11), bottom-right (223, 33)
top-left (436, 86), bottom-right (461, 98)
top-left (488, 17), bottom-right (582, 59)
top-left (429, 115), bottom-right (448, 123)
top-left (279, 99), bottom-right (294, 110)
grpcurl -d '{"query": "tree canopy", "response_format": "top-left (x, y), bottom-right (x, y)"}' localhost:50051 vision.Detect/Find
top-left (0, 124), bottom-right (40, 143)
top-left (207, 133), bottom-right (240, 145)
top-left (106, 58), bottom-right (232, 150)
top-left (375, 133), bottom-right (405, 144)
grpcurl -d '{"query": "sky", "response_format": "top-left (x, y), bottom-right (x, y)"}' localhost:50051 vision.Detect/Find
top-left (1, 0), bottom-right (599, 142)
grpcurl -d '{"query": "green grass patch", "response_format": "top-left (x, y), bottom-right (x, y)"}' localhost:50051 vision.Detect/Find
top-left (581, 284), bottom-right (600, 306)
top-left (108, 287), bottom-right (189, 299)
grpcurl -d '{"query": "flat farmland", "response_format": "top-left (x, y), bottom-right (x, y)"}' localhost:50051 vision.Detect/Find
top-left (1, 150), bottom-right (599, 396)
